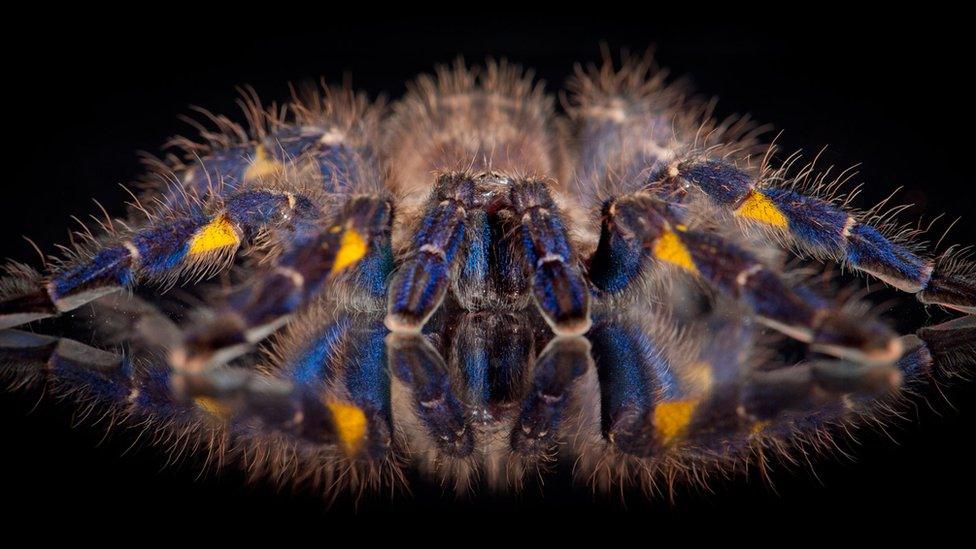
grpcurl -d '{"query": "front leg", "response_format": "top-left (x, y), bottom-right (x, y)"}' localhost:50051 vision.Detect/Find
top-left (510, 179), bottom-right (592, 336)
top-left (173, 195), bottom-right (392, 371)
top-left (384, 173), bottom-right (477, 333)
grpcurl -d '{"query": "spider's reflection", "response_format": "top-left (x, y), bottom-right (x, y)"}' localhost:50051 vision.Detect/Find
top-left (1, 294), bottom-right (974, 496)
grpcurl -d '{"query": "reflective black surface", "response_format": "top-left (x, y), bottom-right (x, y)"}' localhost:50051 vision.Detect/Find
top-left (2, 287), bottom-right (974, 504)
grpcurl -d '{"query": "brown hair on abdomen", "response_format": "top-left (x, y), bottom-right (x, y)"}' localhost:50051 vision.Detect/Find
top-left (384, 59), bottom-right (567, 203)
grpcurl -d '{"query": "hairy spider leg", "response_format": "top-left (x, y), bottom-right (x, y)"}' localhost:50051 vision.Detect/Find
top-left (285, 314), bottom-right (392, 458)
top-left (177, 314), bottom-right (391, 457)
top-left (510, 179), bottom-right (592, 336)
top-left (1, 87), bottom-right (387, 330)
top-left (589, 191), bottom-right (902, 365)
top-left (0, 329), bottom-right (213, 432)
top-left (589, 315), bottom-right (680, 456)
top-left (0, 329), bottom-right (128, 394)
top-left (167, 100), bottom-right (383, 208)
top-left (0, 189), bottom-right (321, 330)
top-left (675, 160), bottom-right (976, 314)
top-left (586, 312), bottom-right (908, 457)
top-left (172, 195), bottom-right (392, 371)
top-left (510, 335), bottom-right (592, 455)
top-left (386, 332), bottom-right (475, 457)
top-left (385, 174), bottom-right (477, 333)
top-left (167, 143), bottom-right (278, 208)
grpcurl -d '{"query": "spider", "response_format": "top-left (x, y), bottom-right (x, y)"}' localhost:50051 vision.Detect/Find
top-left (0, 53), bottom-right (974, 496)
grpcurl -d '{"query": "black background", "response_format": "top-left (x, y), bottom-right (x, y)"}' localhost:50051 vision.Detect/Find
top-left (1, 14), bottom-right (973, 533)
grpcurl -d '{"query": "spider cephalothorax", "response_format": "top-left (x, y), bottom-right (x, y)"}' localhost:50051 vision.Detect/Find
top-left (0, 54), bottom-right (974, 497)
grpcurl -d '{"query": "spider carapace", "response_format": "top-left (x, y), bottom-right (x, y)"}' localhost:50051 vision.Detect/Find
top-left (1, 54), bottom-right (974, 497)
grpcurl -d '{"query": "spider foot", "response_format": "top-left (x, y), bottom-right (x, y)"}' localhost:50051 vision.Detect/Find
top-left (918, 257), bottom-right (976, 315)
top-left (510, 335), bottom-right (591, 455)
top-left (0, 282), bottom-right (58, 330)
top-left (387, 332), bottom-right (475, 457)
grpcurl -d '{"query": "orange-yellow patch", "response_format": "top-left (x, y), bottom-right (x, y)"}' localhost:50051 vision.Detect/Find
top-left (653, 399), bottom-right (699, 445)
top-left (188, 215), bottom-right (239, 255)
top-left (652, 229), bottom-right (698, 274)
top-left (330, 228), bottom-right (368, 274)
top-left (735, 191), bottom-right (789, 228)
top-left (327, 400), bottom-right (367, 455)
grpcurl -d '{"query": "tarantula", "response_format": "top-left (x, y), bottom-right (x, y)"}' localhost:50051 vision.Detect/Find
top-left (1, 54), bottom-right (974, 496)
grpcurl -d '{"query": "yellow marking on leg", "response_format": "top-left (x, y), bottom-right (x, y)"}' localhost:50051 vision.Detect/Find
top-left (653, 229), bottom-right (698, 274)
top-left (188, 215), bottom-right (240, 255)
top-left (330, 227), bottom-right (368, 274)
top-left (244, 144), bottom-right (283, 180)
top-left (327, 400), bottom-right (367, 455)
top-left (749, 419), bottom-right (771, 436)
top-left (194, 396), bottom-right (231, 420)
top-left (653, 399), bottom-right (699, 445)
top-left (735, 190), bottom-right (789, 228)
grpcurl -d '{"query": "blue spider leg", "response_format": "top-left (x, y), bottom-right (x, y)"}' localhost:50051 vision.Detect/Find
top-left (0, 189), bottom-right (320, 330)
top-left (453, 209), bottom-right (492, 308)
top-left (588, 316), bottom-right (674, 457)
top-left (386, 332), bottom-right (474, 458)
top-left (0, 330), bottom-right (127, 394)
top-left (168, 103), bottom-right (383, 201)
top-left (589, 192), bottom-right (903, 365)
top-left (266, 126), bottom-right (383, 194)
top-left (173, 195), bottom-right (392, 370)
top-left (385, 174), bottom-right (475, 333)
top-left (671, 358), bottom-right (901, 456)
top-left (510, 335), bottom-right (591, 455)
top-left (179, 313), bottom-right (390, 457)
top-left (336, 317), bottom-right (393, 458)
top-left (0, 331), bottom-right (203, 430)
top-left (168, 144), bottom-right (265, 208)
top-left (510, 179), bottom-right (592, 336)
top-left (174, 367), bottom-right (357, 448)
top-left (675, 159), bottom-right (976, 314)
